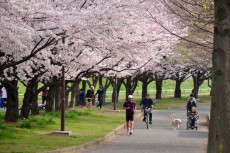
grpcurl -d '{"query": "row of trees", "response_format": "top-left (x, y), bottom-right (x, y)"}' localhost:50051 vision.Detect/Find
top-left (160, 0), bottom-right (230, 152)
top-left (0, 0), bottom-right (189, 122)
top-left (12, 60), bottom-right (212, 121)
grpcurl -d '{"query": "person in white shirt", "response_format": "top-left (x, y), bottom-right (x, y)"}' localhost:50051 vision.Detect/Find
top-left (1, 87), bottom-right (7, 109)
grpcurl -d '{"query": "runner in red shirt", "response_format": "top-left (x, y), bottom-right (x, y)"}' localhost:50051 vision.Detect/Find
top-left (123, 95), bottom-right (136, 135)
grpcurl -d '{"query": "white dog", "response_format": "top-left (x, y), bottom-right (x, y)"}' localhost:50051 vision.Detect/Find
top-left (171, 114), bottom-right (182, 130)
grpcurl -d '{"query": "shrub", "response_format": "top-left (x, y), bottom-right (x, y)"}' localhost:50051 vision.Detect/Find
top-left (19, 120), bottom-right (32, 129)
top-left (65, 110), bottom-right (93, 119)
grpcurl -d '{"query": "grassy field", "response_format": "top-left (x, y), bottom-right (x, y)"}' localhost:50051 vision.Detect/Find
top-left (108, 94), bottom-right (211, 110)
top-left (0, 109), bottom-right (125, 153)
top-left (17, 79), bottom-right (211, 105)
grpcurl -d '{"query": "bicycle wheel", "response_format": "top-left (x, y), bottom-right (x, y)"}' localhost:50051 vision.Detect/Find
top-left (186, 120), bottom-right (189, 130)
top-left (146, 113), bottom-right (149, 129)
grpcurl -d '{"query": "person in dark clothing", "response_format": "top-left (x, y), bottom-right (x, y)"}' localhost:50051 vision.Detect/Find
top-left (0, 89), bottom-right (3, 109)
top-left (187, 93), bottom-right (197, 113)
top-left (79, 88), bottom-right (85, 106)
top-left (86, 86), bottom-right (94, 109)
top-left (95, 85), bottom-right (104, 109)
top-left (123, 95), bottom-right (136, 135)
top-left (140, 94), bottom-right (155, 124)
top-left (42, 89), bottom-right (48, 104)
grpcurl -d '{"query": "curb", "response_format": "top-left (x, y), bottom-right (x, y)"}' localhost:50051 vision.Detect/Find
top-left (42, 113), bottom-right (142, 153)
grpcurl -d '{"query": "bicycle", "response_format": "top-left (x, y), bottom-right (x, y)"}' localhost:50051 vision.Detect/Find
top-left (144, 107), bottom-right (152, 129)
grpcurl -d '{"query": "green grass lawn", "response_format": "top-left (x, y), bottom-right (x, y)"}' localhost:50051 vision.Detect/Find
top-left (0, 109), bottom-right (125, 153)
top-left (107, 94), bottom-right (211, 110)
top-left (18, 79), bottom-right (211, 105)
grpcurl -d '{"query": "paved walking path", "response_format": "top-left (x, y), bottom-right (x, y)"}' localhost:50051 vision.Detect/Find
top-left (84, 105), bottom-right (210, 153)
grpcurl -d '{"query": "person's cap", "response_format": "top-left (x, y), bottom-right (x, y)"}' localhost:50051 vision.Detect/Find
top-left (190, 93), bottom-right (194, 97)
top-left (146, 94), bottom-right (150, 97)
top-left (128, 95), bottom-right (133, 99)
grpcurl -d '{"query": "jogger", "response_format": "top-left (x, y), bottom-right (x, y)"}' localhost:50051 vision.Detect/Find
top-left (123, 95), bottom-right (136, 135)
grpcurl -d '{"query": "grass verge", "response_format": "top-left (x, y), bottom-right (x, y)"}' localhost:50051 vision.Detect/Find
top-left (0, 109), bottom-right (125, 153)
top-left (107, 94), bottom-right (211, 110)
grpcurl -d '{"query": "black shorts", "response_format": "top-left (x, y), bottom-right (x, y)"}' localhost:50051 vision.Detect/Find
top-left (126, 113), bottom-right (134, 122)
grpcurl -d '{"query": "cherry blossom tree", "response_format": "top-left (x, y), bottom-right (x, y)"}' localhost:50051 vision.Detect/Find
top-left (1, 0), bottom-right (187, 121)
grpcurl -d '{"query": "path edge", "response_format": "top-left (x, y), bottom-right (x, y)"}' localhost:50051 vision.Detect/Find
top-left (42, 113), bottom-right (142, 153)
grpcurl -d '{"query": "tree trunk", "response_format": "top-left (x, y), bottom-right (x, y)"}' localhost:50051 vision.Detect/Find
top-left (65, 82), bottom-right (69, 108)
top-left (75, 82), bottom-right (80, 106)
top-left (116, 79), bottom-right (122, 102)
top-left (20, 84), bottom-right (33, 119)
top-left (112, 88), bottom-right (116, 104)
top-left (82, 81), bottom-right (86, 106)
top-left (126, 77), bottom-right (132, 100)
top-left (30, 91), bottom-right (39, 115)
top-left (142, 80), bottom-right (148, 99)
top-left (20, 77), bottom-right (39, 118)
top-left (156, 79), bottom-right (163, 99)
top-left (30, 82), bottom-right (39, 115)
top-left (46, 85), bottom-right (55, 112)
top-left (123, 77), bottom-right (138, 101)
top-left (192, 73), bottom-right (205, 99)
top-left (69, 83), bottom-right (76, 108)
top-left (174, 79), bottom-right (182, 98)
top-left (5, 80), bottom-right (19, 122)
top-left (110, 78), bottom-right (116, 103)
top-left (208, 1), bottom-right (230, 152)
top-left (55, 82), bottom-right (61, 112)
top-left (99, 76), bottom-right (110, 103)
top-left (110, 77), bottom-right (119, 110)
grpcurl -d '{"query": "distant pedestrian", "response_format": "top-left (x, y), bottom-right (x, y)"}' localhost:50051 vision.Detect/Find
top-left (1, 87), bottom-right (7, 109)
top-left (86, 86), bottom-right (94, 109)
top-left (79, 88), bottom-right (85, 106)
top-left (123, 95), bottom-right (136, 135)
top-left (0, 89), bottom-right (3, 109)
top-left (96, 85), bottom-right (104, 109)
top-left (42, 89), bottom-right (48, 104)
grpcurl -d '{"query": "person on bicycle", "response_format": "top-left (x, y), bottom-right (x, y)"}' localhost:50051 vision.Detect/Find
top-left (140, 94), bottom-right (155, 124)
top-left (187, 93), bottom-right (197, 113)
top-left (123, 95), bottom-right (136, 135)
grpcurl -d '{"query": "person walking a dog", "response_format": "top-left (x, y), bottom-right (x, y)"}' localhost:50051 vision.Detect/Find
top-left (86, 86), bottom-right (94, 109)
top-left (140, 94), bottom-right (155, 124)
top-left (123, 95), bottom-right (136, 135)
top-left (187, 93), bottom-right (197, 112)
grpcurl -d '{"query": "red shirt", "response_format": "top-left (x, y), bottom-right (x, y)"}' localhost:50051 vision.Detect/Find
top-left (42, 91), bottom-right (47, 96)
top-left (123, 101), bottom-right (136, 115)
